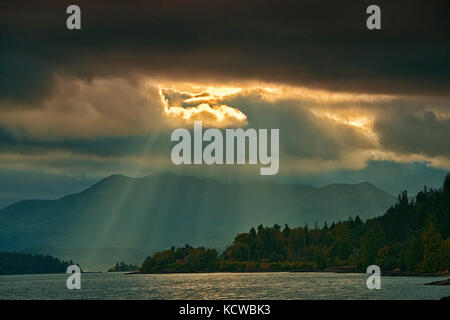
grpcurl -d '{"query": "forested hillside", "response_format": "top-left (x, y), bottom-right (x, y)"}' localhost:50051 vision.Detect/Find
top-left (0, 252), bottom-right (74, 275)
top-left (140, 174), bottom-right (450, 273)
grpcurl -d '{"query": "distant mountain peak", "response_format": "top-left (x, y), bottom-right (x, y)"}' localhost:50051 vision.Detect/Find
top-left (0, 172), bottom-right (396, 269)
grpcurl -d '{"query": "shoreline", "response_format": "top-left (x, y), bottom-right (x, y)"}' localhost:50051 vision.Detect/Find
top-left (125, 269), bottom-right (450, 277)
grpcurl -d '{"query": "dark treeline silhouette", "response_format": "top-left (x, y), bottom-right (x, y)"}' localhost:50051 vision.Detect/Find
top-left (0, 251), bottom-right (73, 275)
top-left (108, 261), bottom-right (139, 272)
top-left (140, 174), bottom-right (450, 273)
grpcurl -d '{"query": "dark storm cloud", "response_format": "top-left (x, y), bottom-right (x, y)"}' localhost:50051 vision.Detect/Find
top-left (374, 107), bottom-right (450, 157)
top-left (1, 0), bottom-right (449, 104)
top-left (0, 123), bottom-right (171, 157)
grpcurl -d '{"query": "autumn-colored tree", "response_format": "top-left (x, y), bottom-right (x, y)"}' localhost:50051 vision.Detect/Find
top-left (421, 222), bottom-right (442, 272)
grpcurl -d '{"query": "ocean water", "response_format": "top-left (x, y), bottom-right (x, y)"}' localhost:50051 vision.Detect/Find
top-left (0, 272), bottom-right (448, 300)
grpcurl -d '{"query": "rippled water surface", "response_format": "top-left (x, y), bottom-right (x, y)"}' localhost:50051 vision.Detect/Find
top-left (0, 272), bottom-right (448, 300)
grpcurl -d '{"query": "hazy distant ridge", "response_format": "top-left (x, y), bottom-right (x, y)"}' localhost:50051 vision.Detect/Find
top-left (0, 173), bottom-right (395, 268)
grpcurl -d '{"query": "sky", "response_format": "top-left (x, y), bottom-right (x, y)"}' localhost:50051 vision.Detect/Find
top-left (0, 0), bottom-right (449, 208)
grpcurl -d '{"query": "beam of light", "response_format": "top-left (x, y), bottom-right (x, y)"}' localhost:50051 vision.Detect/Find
top-left (80, 118), bottom-right (169, 266)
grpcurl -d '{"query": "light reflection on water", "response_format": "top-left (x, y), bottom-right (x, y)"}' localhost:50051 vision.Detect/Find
top-left (0, 272), bottom-right (448, 300)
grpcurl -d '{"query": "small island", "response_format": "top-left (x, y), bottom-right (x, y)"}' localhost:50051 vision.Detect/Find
top-left (108, 261), bottom-right (139, 272)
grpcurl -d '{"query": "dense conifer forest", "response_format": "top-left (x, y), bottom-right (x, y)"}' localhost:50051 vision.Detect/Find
top-left (0, 252), bottom-right (73, 275)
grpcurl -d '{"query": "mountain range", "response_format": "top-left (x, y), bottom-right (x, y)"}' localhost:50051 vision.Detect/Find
top-left (0, 173), bottom-right (395, 270)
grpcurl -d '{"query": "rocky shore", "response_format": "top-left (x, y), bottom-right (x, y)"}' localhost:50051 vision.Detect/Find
top-left (424, 278), bottom-right (450, 286)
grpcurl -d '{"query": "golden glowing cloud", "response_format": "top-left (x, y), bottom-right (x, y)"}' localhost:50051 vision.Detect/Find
top-left (158, 85), bottom-right (247, 127)
top-left (310, 109), bottom-right (377, 139)
top-left (2, 76), bottom-right (449, 177)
